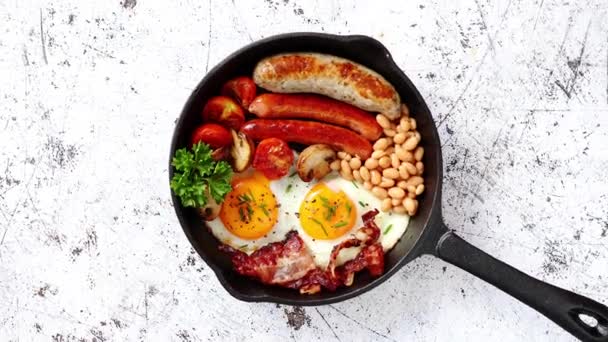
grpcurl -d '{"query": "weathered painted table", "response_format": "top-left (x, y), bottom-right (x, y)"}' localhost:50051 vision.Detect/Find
top-left (1, 0), bottom-right (607, 341)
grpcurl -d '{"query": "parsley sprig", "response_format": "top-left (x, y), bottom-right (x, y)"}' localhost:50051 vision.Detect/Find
top-left (170, 142), bottom-right (233, 208)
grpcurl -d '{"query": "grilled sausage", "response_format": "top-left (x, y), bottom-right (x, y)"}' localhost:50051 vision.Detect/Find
top-left (240, 119), bottom-right (373, 159)
top-left (248, 94), bottom-right (382, 140)
top-left (252, 53), bottom-right (401, 119)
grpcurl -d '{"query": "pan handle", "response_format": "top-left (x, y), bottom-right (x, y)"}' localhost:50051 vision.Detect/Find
top-left (435, 228), bottom-right (608, 341)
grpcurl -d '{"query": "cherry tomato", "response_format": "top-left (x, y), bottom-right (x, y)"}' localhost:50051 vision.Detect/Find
top-left (202, 96), bottom-right (245, 130)
top-left (191, 123), bottom-right (232, 149)
top-left (252, 138), bottom-right (294, 179)
top-left (221, 76), bottom-right (257, 109)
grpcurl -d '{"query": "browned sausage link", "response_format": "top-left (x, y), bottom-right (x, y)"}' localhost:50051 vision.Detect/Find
top-left (240, 119), bottom-right (373, 159)
top-left (248, 94), bottom-right (383, 141)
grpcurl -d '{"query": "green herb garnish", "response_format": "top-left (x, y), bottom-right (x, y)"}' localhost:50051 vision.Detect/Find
top-left (320, 196), bottom-right (338, 220)
top-left (358, 200), bottom-right (367, 207)
top-left (170, 142), bottom-right (233, 208)
top-left (309, 217), bottom-right (328, 237)
top-left (259, 202), bottom-right (270, 217)
top-left (345, 202), bottom-right (352, 215)
top-left (352, 181), bottom-right (359, 189)
top-left (238, 244), bottom-right (248, 250)
top-left (333, 221), bottom-right (349, 228)
top-left (286, 184), bottom-right (293, 193)
top-left (383, 224), bottom-right (393, 235)
top-left (289, 171), bottom-right (297, 178)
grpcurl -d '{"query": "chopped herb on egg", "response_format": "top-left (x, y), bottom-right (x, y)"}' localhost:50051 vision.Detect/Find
top-left (286, 184), bottom-right (293, 193)
top-left (259, 202), bottom-right (270, 217)
top-left (345, 202), bottom-right (352, 215)
top-left (238, 244), bottom-right (248, 250)
top-left (383, 224), bottom-right (393, 235)
top-left (289, 171), bottom-right (297, 178)
top-left (352, 181), bottom-right (359, 189)
top-left (309, 217), bottom-right (328, 237)
top-left (333, 221), bottom-right (349, 228)
top-left (358, 200), bottom-right (368, 207)
top-left (319, 196), bottom-right (338, 221)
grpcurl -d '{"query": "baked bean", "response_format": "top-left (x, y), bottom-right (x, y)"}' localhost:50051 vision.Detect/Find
top-left (371, 150), bottom-right (386, 159)
top-left (372, 186), bottom-right (388, 199)
top-left (384, 128), bottom-right (396, 137)
top-left (359, 166), bottom-right (370, 181)
top-left (391, 198), bottom-right (401, 206)
top-left (330, 159), bottom-right (341, 171)
top-left (381, 198), bottom-right (392, 212)
top-left (415, 184), bottom-right (425, 195)
top-left (388, 187), bottom-right (406, 199)
top-left (393, 205), bottom-right (407, 214)
top-left (403, 135), bottom-right (419, 151)
top-left (364, 158), bottom-right (379, 170)
top-left (393, 133), bottom-right (406, 144)
top-left (340, 159), bottom-right (352, 175)
top-left (414, 146), bottom-right (424, 161)
top-left (337, 151), bottom-right (348, 159)
top-left (406, 185), bottom-right (416, 193)
top-left (340, 169), bottom-right (354, 180)
top-left (352, 170), bottom-right (362, 182)
top-left (396, 125), bottom-right (406, 133)
top-left (370, 170), bottom-right (381, 185)
top-left (400, 117), bottom-right (411, 132)
top-left (404, 162), bottom-right (417, 176)
top-left (376, 114), bottom-right (391, 129)
top-left (407, 176), bottom-right (424, 187)
top-left (391, 154), bottom-right (400, 168)
top-left (403, 197), bottom-right (416, 214)
top-left (363, 181), bottom-right (373, 190)
top-left (379, 177), bottom-right (395, 188)
top-left (397, 180), bottom-right (408, 189)
top-left (349, 157), bottom-right (362, 170)
top-left (416, 161), bottom-right (424, 175)
top-left (395, 145), bottom-right (414, 162)
top-left (382, 168), bottom-right (399, 179)
top-left (410, 118), bottom-right (417, 130)
top-left (401, 104), bottom-right (410, 117)
top-left (399, 167), bottom-right (410, 180)
top-left (408, 191), bottom-right (417, 199)
top-left (379, 156), bottom-right (391, 168)
top-left (385, 146), bottom-right (395, 156)
top-left (373, 138), bottom-right (390, 151)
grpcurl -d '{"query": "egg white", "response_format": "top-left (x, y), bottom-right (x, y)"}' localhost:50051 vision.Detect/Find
top-left (207, 156), bottom-right (409, 269)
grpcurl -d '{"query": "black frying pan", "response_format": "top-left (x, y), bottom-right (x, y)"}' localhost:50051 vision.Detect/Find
top-left (169, 33), bottom-right (608, 341)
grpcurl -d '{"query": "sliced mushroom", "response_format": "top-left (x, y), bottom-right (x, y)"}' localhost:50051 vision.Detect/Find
top-left (229, 129), bottom-right (254, 172)
top-left (197, 190), bottom-right (221, 221)
top-left (296, 144), bottom-right (336, 182)
top-left (211, 146), bottom-right (229, 161)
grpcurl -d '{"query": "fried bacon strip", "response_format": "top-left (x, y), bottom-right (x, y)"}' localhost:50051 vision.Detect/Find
top-left (218, 231), bottom-right (316, 285)
top-left (220, 209), bottom-right (385, 294)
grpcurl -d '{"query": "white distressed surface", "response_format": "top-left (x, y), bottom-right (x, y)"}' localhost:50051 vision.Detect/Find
top-left (1, 0), bottom-right (607, 341)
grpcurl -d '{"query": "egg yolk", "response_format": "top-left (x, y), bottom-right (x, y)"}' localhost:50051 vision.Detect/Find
top-left (219, 172), bottom-right (278, 239)
top-left (299, 183), bottom-right (357, 240)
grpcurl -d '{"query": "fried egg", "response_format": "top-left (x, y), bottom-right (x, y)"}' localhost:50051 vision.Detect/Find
top-left (208, 158), bottom-right (409, 269)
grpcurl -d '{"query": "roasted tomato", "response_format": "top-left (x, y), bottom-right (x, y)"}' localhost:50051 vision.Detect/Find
top-left (202, 96), bottom-right (245, 130)
top-left (191, 123), bottom-right (232, 149)
top-left (252, 138), bottom-right (294, 179)
top-left (221, 76), bottom-right (257, 108)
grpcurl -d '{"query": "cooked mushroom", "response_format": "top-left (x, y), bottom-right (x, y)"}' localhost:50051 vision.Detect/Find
top-left (296, 144), bottom-right (336, 182)
top-left (211, 146), bottom-right (229, 161)
top-left (229, 129), bottom-right (254, 172)
top-left (197, 190), bottom-right (221, 221)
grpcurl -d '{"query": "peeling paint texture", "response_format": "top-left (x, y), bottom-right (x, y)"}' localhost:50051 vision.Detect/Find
top-left (1, 1), bottom-right (607, 341)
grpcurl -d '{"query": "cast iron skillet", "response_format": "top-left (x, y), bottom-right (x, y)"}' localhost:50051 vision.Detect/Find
top-left (169, 33), bottom-right (608, 341)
